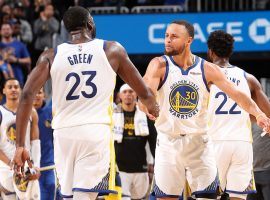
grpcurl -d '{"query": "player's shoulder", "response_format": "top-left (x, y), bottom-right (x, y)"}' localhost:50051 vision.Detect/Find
top-left (103, 40), bottom-right (126, 57)
top-left (149, 56), bottom-right (167, 69)
top-left (38, 48), bottom-right (55, 65)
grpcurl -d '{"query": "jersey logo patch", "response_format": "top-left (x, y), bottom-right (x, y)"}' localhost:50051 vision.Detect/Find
top-left (169, 82), bottom-right (199, 119)
top-left (7, 123), bottom-right (16, 143)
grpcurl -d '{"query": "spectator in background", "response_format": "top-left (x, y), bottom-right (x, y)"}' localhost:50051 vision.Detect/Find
top-left (33, 4), bottom-right (59, 64)
top-left (12, 2), bottom-right (33, 44)
top-left (0, 23), bottom-right (31, 86)
top-left (113, 84), bottom-right (157, 200)
top-left (0, 49), bottom-right (14, 80)
top-left (0, 12), bottom-right (11, 24)
top-left (10, 18), bottom-right (22, 40)
top-left (247, 122), bottom-right (270, 200)
top-left (33, 87), bottom-right (56, 200)
top-left (1, 3), bottom-right (12, 15)
top-left (0, 49), bottom-right (14, 102)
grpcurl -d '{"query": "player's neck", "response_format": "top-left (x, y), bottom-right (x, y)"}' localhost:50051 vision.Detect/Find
top-left (4, 100), bottom-right (19, 113)
top-left (173, 51), bottom-right (194, 70)
top-left (70, 30), bottom-right (92, 44)
top-left (122, 103), bottom-right (136, 112)
top-left (213, 58), bottom-right (230, 68)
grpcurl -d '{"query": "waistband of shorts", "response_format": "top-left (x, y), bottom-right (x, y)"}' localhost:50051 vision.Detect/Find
top-left (158, 131), bottom-right (207, 138)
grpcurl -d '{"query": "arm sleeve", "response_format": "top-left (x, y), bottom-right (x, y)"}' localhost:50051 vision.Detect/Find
top-left (30, 139), bottom-right (41, 168)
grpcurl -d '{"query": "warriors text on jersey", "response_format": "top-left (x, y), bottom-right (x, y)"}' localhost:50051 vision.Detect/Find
top-left (207, 66), bottom-right (252, 142)
top-left (155, 55), bottom-right (209, 136)
top-left (50, 39), bottom-right (116, 129)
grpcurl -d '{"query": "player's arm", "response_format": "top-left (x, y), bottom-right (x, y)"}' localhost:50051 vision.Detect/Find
top-left (204, 62), bottom-right (270, 131)
top-left (246, 73), bottom-right (270, 117)
top-left (30, 108), bottom-right (41, 168)
top-left (104, 41), bottom-right (159, 118)
top-left (139, 57), bottom-right (166, 117)
top-left (14, 49), bottom-right (53, 174)
top-left (16, 49), bottom-right (53, 148)
top-left (143, 57), bottom-right (166, 96)
top-left (0, 149), bottom-right (12, 168)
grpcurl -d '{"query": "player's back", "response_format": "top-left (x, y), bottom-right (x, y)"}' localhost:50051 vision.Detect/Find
top-left (51, 39), bottom-right (116, 129)
top-left (207, 66), bottom-right (252, 142)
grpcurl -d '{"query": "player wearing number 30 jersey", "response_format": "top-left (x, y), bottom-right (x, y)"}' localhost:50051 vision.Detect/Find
top-left (142, 21), bottom-right (270, 200)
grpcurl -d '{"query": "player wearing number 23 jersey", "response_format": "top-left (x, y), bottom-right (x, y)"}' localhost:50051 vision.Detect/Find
top-left (13, 7), bottom-right (158, 200)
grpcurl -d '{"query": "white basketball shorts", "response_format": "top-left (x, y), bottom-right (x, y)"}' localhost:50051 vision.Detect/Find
top-left (213, 140), bottom-right (255, 199)
top-left (153, 132), bottom-right (219, 198)
top-left (119, 171), bottom-right (149, 199)
top-left (54, 124), bottom-right (112, 198)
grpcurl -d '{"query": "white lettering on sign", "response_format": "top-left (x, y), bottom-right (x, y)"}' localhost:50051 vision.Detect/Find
top-left (249, 18), bottom-right (270, 44)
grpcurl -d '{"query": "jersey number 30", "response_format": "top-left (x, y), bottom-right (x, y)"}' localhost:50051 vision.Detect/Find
top-left (215, 92), bottom-right (241, 115)
top-left (66, 71), bottom-right (97, 100)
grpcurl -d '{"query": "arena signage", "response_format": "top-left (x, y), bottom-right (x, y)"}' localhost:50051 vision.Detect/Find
top-left (94, 11), bottom-right (270, 54)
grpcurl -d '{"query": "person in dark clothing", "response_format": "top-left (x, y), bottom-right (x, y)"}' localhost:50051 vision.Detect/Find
top-left (114, 83), bottom-right (157, 200)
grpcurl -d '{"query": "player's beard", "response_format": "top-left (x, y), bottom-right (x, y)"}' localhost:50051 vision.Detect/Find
top-left (164, 44), bottom-right (185, 56)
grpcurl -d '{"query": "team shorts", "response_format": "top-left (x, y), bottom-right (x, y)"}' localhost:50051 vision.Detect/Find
top-left (54, 124), bottom-right (113, 198)
top-left (213, 140), bottom-right (255, 199)
top-left (119, 171), bottom-right (149, 199)
top-left (153, 132), bottom-right (219, 199)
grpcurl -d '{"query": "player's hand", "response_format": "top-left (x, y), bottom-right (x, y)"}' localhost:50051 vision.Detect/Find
top-left (13, 147), bottom-right (30, 177)
top-left (141, 89), bottom-right (159, 120)
top-left (146, 102), bottom-right (159, 120)
top-left (138, 101), bottom-right (159, 120)
top-left (256, 113), bottom-right (270, 134)
top-left (27, 167), bottom-right (41, 181)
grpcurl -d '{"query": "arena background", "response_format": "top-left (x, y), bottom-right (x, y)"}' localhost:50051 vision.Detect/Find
top-left (89, 0), bottom-right (270, 93)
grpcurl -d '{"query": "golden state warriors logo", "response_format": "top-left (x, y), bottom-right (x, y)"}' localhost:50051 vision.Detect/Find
top-left (7, 123), bottom-right (16, 144)
top-left (169, 81), bottom-right (199, 119)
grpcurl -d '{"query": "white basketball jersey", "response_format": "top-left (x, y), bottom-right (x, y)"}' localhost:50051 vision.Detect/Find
top-left (0, 105), bottom-right (31, 161)
top-left (51, 39), bottom-right (116, 129)
top-left (155, 55), bottom-right (210, 136)
top-left (207, 66), bottom-right (252, 142)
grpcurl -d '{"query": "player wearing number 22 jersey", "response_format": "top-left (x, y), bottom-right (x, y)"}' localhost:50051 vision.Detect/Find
top-left (207, 30), bottom-right (261, 200)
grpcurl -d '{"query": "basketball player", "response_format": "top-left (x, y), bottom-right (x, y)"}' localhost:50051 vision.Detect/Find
top-left (13, 6), bottom-right (159, 200)
top-left (33, 87), bottom-right (56, 200)
top-left (207, 30), bottom-right (270, 200)
top-left (0, 78), bottom-right (40, 200)
top-left (141, 20), bottom-right (270, 200)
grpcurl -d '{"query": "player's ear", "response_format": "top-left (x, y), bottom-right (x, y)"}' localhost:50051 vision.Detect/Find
top-left (186, 36), bottom-right (193, 46)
